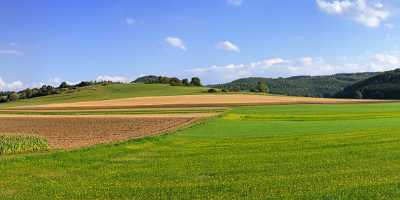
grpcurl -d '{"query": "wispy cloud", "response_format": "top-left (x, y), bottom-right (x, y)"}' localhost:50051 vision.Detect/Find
top-left (227, 0), bottom-right (243, 7)
top-left (125, 17), bottom-right (136, 25)
top-left (96, 75), bottom-right (130, 83)
top-left (184, 53), bottom-right (400, 84)
top-left (0, 50), bottom-right (23, 56)
top-left (165, 37), bottom-right (187, 51)
top-left (216, 41), bottom-right (240, 53)
top-left (316, 0), bottom-right (390, 28)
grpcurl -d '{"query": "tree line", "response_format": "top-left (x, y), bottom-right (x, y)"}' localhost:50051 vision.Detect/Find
top-left (0, 76), bottom-right (204, 104)
top-left (0, 81), bottom-right (100, 103)
top-left (133, 75), bottom-right (202, 87)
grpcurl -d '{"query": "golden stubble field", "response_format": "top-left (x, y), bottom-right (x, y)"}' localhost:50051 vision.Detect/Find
top-left (14, 94), bottom-right (385, 110)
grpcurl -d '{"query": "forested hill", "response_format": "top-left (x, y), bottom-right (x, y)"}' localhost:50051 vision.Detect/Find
top-left (336, 69), bottom-right (400, 99)
top-left (211, 72), bottom-right (377, 97)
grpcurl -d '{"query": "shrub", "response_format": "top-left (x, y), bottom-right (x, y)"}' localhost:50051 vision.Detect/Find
top-left (208, 89), bottom-right (217, 93)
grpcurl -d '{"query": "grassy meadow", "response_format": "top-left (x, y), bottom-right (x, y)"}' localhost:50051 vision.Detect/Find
top-left (1, 103), bottom-right (400, 199)
top-left (0, 83), bottom-right (208, 108)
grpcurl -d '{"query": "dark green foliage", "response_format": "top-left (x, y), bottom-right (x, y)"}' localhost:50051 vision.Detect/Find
top-left (59, 82), bottom-right (69, 89)
top-left (207, 88), bottom-right (217, 93)
top-left (182, 79), bottom-right (189, 86)
top-left (336, 69), bottom-right (400, 99)
top-left (134, 75), bottom-right (202, 87)
top-left (256, 81), bottom-right (269, 93)
top-left (0, 81), bottom-right (102, 104)
top-left (211, 72), bottom-right (377, 97)
top-left (76, 81), bottom-right (94, 87)
top-left (190, 77), bottom-right (202, 86)
top-left (7, 92), bottom-right (18, 102)
top-left (169, 77), bottom-right (184, 86)
top-left (134, 75), bottom-right (160, 84)
top-left (0, 96), bottom-right (7, 103)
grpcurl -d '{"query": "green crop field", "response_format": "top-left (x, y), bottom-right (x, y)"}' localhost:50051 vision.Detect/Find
top-left (0, 83), bottom-right (208, 108)
top-left (0, 107), bottom-right (226, 116)
top-left (1, 103), bottom-right (400, 199)
top-left (0, 135), bottom-right (48, 155)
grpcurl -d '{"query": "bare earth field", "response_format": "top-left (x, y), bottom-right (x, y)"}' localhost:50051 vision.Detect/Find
top-left (14, 94), bottom-right (387, 110)
top-left (0, 114), bottom-right (214, 149)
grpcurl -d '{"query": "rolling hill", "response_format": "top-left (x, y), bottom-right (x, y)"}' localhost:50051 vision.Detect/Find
top-left (210, 72), bottom-right (378, 97)
top-left (0, 83), bottom-right (208, 108)
top-left (336, 69), bottom-right (400, 99)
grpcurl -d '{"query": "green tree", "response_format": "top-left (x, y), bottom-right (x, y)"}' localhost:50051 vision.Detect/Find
top-left (256, 81), bottom-right (269, 93)
top-left (25, 88), bottom-right (33, 98)
top-left (182, 79), bottom-right (189, 86)
top-left (0, 96), bottom-right (8, 103)
top-left (190, 77), bottom-right (202, 86)
top-left (59, 82), bottom-right (69, 89)
top-left (7, 92), bottom-right (18, 101)
top-left (169, 78), bottom-right (183, 86)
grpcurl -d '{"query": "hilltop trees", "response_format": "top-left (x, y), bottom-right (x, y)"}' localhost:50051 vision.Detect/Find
top-left (0, 81), bottom-right (103, 104)
top-left (134, 75), bottom-right (202, 87)
top-left (190, 77), bottom-right (202, 87)
top-left (59, 82), bottom-right (69, 89)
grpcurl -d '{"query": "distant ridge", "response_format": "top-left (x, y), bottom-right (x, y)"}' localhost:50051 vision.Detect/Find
top-left (210, 72), bottom-right (378, 97)
top-left (336, 69), bottom-right (400, 99)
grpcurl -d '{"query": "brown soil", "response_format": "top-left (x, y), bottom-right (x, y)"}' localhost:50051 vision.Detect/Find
top-left (15, 94), bottom-right (389, 110)
top-left (0, 114), bottom-right (210, 149)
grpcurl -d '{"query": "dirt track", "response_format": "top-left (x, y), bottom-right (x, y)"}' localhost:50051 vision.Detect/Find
top-left (0, 114), bottom-right (211, 149)
top-left (15, 94), bottom-right (386, 110)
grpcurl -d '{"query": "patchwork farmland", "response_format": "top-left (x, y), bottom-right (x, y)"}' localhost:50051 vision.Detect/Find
top-left (1, 84), bottom-right (400, 199)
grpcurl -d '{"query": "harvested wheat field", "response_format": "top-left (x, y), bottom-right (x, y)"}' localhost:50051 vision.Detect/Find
top-left (15, 94), bottom-right (387, 110)
top-left (0, 114), bottom-right (213, 149)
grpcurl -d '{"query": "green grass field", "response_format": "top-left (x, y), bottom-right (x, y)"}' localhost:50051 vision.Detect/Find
top-left (0, 83), bottom-right (208, 108)
top-left (1, 103), bottom-right (400, 199)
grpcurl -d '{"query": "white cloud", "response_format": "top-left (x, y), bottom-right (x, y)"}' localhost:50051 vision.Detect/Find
top-left (0, 50), bottom-right (23, 56)
top-left (125, 17), bottom-right (136, 25)
top-left (216, 41), bottom-right (240, 53)
top-left (0, 78), bottom-right (24, 91)
top-left (227, 0), bottom-right (242, 6)
top-left (184, 53), bottom-right (400, 84)
top-left (165, 37), bottom-right (187, 51)
top-left (316, 0), bottom-right (352, 14)
top-left (316, 0), bottom-right (390, 28)
top-left (372, 53), bottom-right (400, 66)
top-left (96, 75), bottom-right (130, 83)
top-left (262, 58), bottom-right (288, 66)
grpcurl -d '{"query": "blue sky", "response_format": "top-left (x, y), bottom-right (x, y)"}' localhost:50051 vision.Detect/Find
top-left (1, 0), bottom-right (400, 90)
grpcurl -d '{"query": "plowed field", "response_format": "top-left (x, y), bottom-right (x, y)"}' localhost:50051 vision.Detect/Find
top-left (0, 114), bottom-right (211, 149)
